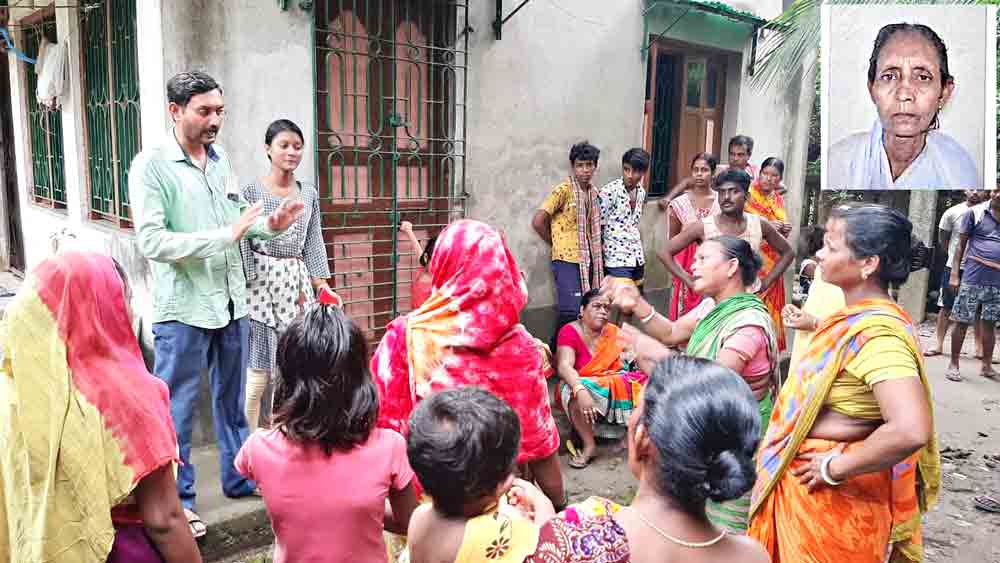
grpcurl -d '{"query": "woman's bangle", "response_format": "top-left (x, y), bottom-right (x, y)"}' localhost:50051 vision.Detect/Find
top-left (639, 306), bottom-right (657, 324)
top-left (820, 452), bottom-right (844, 486)
top-left (572, 384), bottom-right (586, 397)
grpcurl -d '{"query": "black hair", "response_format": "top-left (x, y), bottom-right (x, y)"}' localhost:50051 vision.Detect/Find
top-left (829, 204), bottom-right (914, 290)
top-left (713, 168), bottom-right (752, 194)
top-left (690, 152), bottom-right (719, 174)
top-left (407, 387), bottom-right (521, 518)
top-left (867, 23), bottom-right (951, 130)
top-left (569, 141), bottom-right (600, 165)
top-left (419, 236), bottom-right (437, 268)
top-left (642, 356), bottom-right (760, 515)
top-left (265, 119), bottom-right (305, 146)
top-left (580, 288), bottom-right (602, 309)
top-left (760, 157), bottom-right (785, 179)
top-left (166, 71), bottom-right (222, 107)
top-left (264, 119), bottom-right (305, 162)
top-left (728, 135), bottom-right (754, 154)
top-left (909, 235), bottom-right (933, 273)
top-left (802, 225), bottom-right (826, 258)
top-left (709, 235), bottom-right (762, 287)
top-left (110, 257), bottom-right (131, 301)
top-left (622, 147), bottom-right (651, 173)
top-left (273, 304), bottom-right (378, 455)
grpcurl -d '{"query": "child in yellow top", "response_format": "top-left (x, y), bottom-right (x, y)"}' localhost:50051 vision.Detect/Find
top-left (404, 387), bottom-right (555, 563)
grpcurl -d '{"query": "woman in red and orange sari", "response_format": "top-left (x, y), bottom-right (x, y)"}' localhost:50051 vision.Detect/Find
top-left (748, 204), bottom-right (940, 563)
top-left (0, 252), bottom-right (200, 562)
top-left (555, 288), bottom-right (647, 469)
top-left (371, 219), bottom-right (564, 508)
top-left (745, 157), bottom-right (792, 352)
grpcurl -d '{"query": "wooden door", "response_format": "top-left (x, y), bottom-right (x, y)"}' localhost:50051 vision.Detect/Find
top-left (676, 55), bottom-right (726, 182)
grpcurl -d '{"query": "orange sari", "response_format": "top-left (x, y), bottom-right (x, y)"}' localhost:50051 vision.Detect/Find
top-left (745, 182), bottom-right (787, 352)
top-left (748, 300), bottom-right (940, 563)
top-left (556, 324), bottom-right (647, 430)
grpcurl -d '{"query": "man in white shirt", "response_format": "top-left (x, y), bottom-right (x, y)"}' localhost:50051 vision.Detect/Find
top-left (926, 189), bottom-right (986, 357)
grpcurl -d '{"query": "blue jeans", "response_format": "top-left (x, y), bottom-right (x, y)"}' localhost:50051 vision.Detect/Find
top-left (551, 260), bottom-right (584, 351)
top-left (152, 317), bottom-right (256, 510)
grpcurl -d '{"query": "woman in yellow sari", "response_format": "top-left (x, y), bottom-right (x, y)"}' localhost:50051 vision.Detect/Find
top-left (745, 157), bottom-right (791, 352)
top-left (748, 204), bottom-right (940, 563)
top-left (0, 252), bottom-right (200, 562)
top-left (556, 289), bottom-right (647, 468)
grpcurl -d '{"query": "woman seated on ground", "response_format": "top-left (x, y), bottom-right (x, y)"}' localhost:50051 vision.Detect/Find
top-left (525, 356), bottom-right (769, 563)
top-left (0, 252), bottom-right (200, 562)
top-left (556, 288), bottom-right (647, 469)
top-left (748, 204), bottom-right (939, 563)
top-left (608, 235), bottom-right (777, 534)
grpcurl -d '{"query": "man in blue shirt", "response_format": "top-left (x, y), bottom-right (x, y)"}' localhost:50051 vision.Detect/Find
top-left (947, 183), bottom-right (1000, 382)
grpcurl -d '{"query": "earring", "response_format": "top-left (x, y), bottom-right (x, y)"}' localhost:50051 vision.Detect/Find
top-left (862, 271), bottom-right (869, 281)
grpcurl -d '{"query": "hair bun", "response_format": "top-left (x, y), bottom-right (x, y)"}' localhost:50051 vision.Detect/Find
top-left (705, 449), bottom-right (756, 502)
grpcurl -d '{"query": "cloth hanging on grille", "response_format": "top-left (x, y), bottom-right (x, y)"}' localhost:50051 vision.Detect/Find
top-left (35, 38), bottom-right (68, 109)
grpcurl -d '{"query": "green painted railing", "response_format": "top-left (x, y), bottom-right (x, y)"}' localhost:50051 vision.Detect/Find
top-left (23, 20), bottom-right (66, 209)
top-left (82, 0), bottom-right (140, 228)
top-left (313, 0), bottom-right (469, 341)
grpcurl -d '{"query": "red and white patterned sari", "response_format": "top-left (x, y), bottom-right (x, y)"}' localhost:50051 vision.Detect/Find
top-left (370, 220), bottom-right (560, 467)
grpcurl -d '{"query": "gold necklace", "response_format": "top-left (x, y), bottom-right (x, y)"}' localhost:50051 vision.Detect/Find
top-left (627, 507), bottom-right (727, 549)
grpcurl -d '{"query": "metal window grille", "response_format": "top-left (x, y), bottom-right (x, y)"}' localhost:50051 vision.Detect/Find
top-left (314, 0), bottom-right (469, 343)
top-left (81, 0), bottom-right (140, 228)
top-left (22, 19), bottom-right (67, 209)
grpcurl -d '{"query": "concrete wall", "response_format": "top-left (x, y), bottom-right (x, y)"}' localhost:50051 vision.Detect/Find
top-left (159, 1), bottom-right (316, 194)
top-left (470, 0), bottom-right (812, 337)
top-left (462, 0), bottom-right (648, 333)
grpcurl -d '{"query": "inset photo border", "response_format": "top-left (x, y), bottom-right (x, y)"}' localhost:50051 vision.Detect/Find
top-left (821, 4), bottom-right (996, 191)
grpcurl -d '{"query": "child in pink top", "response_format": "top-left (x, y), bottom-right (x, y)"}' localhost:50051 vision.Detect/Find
top-left (235, 304), bottom-right (418, 563)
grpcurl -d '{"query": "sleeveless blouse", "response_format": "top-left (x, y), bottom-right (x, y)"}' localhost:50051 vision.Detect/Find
top-left (703, 213), bottom-right (763, 252)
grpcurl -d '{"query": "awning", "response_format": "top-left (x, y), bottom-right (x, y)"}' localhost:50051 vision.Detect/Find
top-left (643, 0), bottom-right (768, 54)
top-left (646, 0), bottom-right (766, 26)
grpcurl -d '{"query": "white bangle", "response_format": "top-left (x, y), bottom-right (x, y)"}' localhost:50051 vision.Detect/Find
top-left (639, 307), bottom-right (657, 324)
top-left (820, 452), bottom-right (844, 486)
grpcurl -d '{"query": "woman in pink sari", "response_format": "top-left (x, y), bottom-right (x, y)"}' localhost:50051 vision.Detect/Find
top-left (667, 152), bottom-right (720, 320)
top-left (370, 219), bottom-right (565, 508)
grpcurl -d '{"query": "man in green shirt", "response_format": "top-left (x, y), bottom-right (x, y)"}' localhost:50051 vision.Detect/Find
top-left (129, 71), bottom-right (303, 536)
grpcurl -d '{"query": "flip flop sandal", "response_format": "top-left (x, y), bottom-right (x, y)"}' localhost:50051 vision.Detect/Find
top-left (568, 452), bottom-right (593, 469)
top-left (981, 371), bottom-right (999, 380)
top-left (945, 368), bottom-right (963, 382)
top-left (974, 495), bottom-right (1000, 513)
top-left (185, 510), bottom-right (207, 539)
top-left (923, 349), bottom-right (942, 357)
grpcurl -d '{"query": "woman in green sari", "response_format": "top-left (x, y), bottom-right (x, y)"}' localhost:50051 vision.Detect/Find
top-left (606, 235), bottom-right (778, 534)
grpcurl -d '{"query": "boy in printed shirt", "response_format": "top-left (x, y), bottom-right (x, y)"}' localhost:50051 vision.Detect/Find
top-left (599, 148), bottom-right (651, 290)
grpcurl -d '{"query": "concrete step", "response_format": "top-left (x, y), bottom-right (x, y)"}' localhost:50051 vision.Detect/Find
top-left (190, 444), bottom-right (275, 561)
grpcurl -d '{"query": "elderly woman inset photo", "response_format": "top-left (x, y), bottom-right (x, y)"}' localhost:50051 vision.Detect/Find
top-left (827, 22), bottom-right (980, 190)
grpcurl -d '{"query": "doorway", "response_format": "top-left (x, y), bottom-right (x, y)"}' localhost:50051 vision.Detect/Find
top-left (0, 26), bottom-right (26, 274)
top-left (644, 40), bottom-right (728, 196)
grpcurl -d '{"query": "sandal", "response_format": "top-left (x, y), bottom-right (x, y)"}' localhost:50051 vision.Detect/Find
top-left (568, 451), bottom-right (593, 469)
top-left (923, 348), bottom-right (942, 357)
top-left (981, 370), bottom-right (998, 380)
top-left (945, 367), bottom-right (963, 382)
top-left (185, 509), bottom-right (207, 538)
top-left (973, 495), bottom-right (1000, 513)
